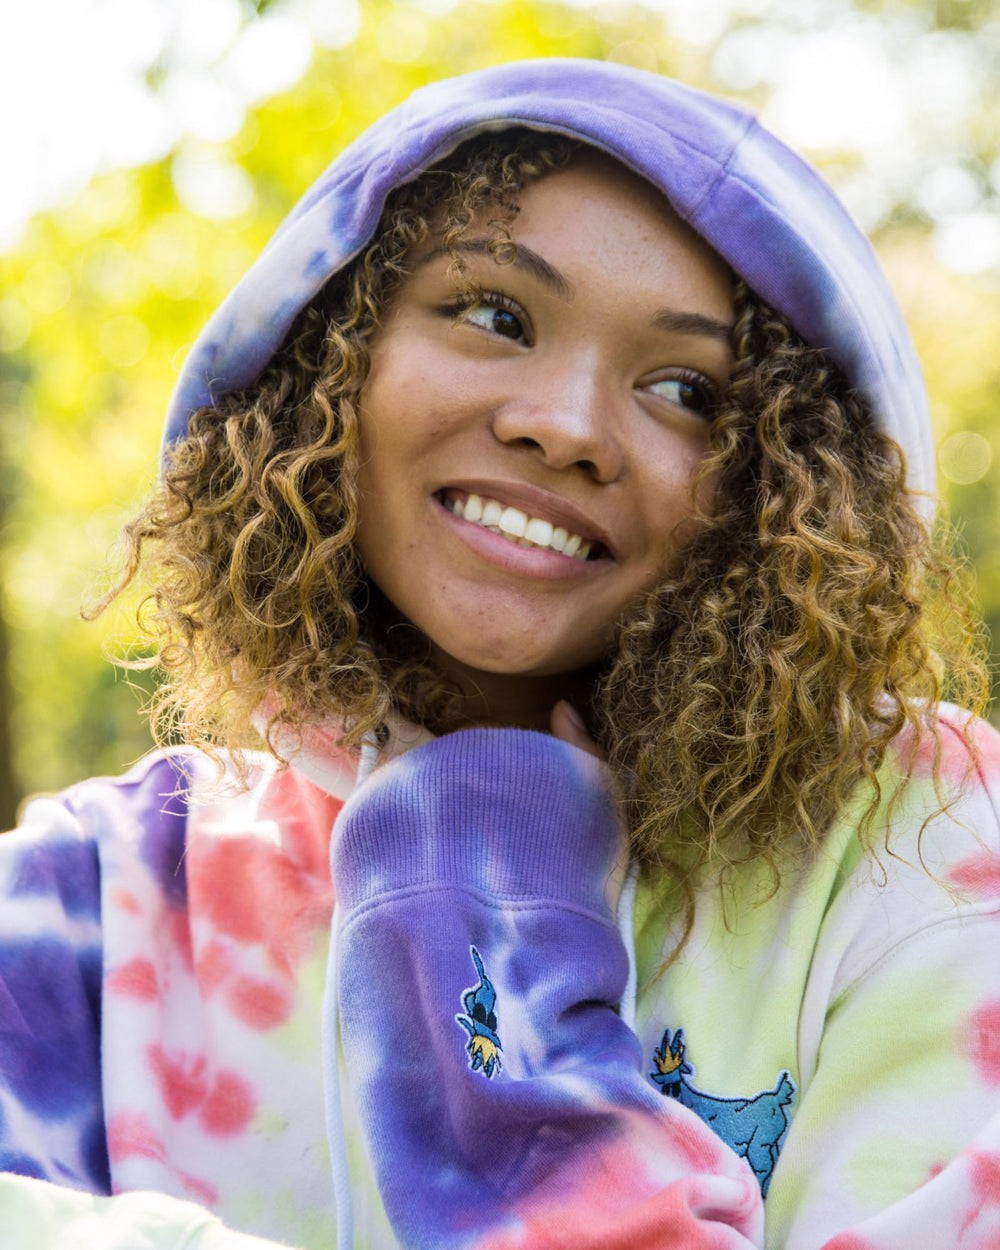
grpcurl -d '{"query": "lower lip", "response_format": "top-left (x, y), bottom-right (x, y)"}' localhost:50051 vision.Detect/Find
top-left (433, 496), bottom-right (611, 580)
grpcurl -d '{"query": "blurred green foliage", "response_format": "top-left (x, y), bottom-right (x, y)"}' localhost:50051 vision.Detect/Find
top-left (0, 0), bottom-right (998, 817)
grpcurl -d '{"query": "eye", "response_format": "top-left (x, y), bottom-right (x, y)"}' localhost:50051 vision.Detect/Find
top-left (645, 371), bottom-right (719, 418)
top-left (454, 293), bottom-right (529, 344)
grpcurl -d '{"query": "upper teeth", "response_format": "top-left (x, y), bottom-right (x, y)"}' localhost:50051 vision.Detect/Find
top-left (446, 493), bottom-right (593, 560)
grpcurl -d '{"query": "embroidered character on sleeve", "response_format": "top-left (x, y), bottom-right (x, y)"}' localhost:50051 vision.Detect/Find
top-left (651, 1027), bottom-right (795, 1196)
top-left (456, 946), bottom-right (503, 1078)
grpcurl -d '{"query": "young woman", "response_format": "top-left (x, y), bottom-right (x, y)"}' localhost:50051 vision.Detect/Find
top-left (1, 58), bottom-right (998, 1250)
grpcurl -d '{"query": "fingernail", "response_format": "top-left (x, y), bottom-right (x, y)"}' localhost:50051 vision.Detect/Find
top-left (558, 700), bottom-right (587, 732)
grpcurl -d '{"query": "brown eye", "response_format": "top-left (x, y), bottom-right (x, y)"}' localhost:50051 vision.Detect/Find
top-left (456, 294), bottom-right (529, 344)
top-left (647, 375), bottom-right (718, 417)
top-left (677, 381), bottom-right (710, 412)
top-left (491, 308), bottom-right (523, 340)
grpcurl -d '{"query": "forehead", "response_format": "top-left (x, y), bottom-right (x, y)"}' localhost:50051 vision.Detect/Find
top-left (512, 147), bottom-right (730, 272)
top-left (414, 144), bottom-right (734, 323)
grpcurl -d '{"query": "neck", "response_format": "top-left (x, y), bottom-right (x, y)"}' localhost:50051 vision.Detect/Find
top-left (430, 649), bottom-right (600, 733)
top-left (364, 583), bottom-right (601, 734)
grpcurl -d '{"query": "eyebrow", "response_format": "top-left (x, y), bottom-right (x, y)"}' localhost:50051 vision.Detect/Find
top-left (420, 238), bottom-right (574, 301)
top-left (650, 308), bottom-right (734, 344)
top-left (419, 238), bottom-right (734, 344)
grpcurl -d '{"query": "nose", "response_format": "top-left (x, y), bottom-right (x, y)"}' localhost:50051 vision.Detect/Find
top-left (490, 362), bottom-right (624, 484)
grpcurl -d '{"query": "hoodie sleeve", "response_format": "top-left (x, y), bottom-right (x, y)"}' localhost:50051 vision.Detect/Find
top-left (330, 728), bottom-right (765, 1250)
top-left (0, 796), bottom-right (109, 1193)
top-left (0, 796), bottom-right (300, 1250)
top-left (0, 1175), bottom-right (291, 1249)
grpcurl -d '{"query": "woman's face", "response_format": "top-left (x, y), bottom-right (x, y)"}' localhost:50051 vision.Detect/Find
top-left (354, 151), bottom-right (734, 716)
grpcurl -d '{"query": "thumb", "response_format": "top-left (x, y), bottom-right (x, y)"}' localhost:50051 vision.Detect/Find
top-left (550, 700), bottom-right (605, 760)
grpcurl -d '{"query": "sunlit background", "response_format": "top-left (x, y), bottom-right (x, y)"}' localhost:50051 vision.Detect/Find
top-left (0, 0), bottom-right (998, 822)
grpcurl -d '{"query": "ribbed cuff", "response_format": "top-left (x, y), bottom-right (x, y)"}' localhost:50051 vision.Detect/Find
top-left (332, 729), bottom-right (622, 920)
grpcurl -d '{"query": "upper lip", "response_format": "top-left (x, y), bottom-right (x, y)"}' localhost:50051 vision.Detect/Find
top-left (438, 478), bottom-right (616, 558)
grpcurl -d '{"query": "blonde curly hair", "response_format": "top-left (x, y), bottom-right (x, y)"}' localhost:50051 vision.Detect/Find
top-left (94, 128), bottom-right (988, 922)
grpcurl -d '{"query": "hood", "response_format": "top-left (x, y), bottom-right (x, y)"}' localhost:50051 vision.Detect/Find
top-left (162, 57), bottom-right (933, 499)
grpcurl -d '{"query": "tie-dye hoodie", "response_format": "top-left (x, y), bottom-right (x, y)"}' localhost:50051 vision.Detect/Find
top-left (2, 58), bottom-right (999, 1250)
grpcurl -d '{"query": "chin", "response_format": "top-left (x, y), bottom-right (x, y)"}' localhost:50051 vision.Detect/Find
top-left (424, 612), bottom-right (613, 678)
top-left (443, 641), bottom-right (604, 680)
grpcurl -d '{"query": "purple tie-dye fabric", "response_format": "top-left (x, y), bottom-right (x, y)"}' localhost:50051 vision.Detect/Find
top-left (332, 729), bottom-right (764, 1248)
top-left (162, 58), bottom-right (932, 501)
top-left (2, 715), bottom-right (1000, 1246)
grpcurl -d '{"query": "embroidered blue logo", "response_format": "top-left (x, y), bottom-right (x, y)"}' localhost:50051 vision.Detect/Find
top-left (650, 1027), bottom-right (795, 1197)
top-left (456, 946), bottom-right (503, 1078)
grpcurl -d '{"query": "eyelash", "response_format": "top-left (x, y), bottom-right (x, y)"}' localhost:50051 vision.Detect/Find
top-left (446, 290), bottom-right (720, 418)
top-left (646, 369), bottom-right (721, 419)
top-left (447, 290), bottom-right (530, 342)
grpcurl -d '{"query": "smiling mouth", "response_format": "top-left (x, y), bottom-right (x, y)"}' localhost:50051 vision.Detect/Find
top-left (438, 489), bottom-right (608, 561)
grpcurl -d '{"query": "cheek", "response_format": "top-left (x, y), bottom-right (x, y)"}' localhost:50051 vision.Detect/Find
top-left (635, 440), bottom-right (714, 569)
top-left (645, 438), bottom-right (710, 517)
top-left (692, 460), bottom-right (721, 516)
top-left (354, 401), bottom-right (419, 501)
top-left (357, 366), bottom-right (461, 471)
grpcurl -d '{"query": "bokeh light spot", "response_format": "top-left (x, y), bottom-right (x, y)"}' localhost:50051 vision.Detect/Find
top-left (375, 9), bottom-right (430, 63)
top-left (171, 150), bottom-right (255, 221)
top-left (940, 431), bottom-right (993, 486)
top-left (712, 24), bottom-right (779, 91)
top-left (300, 0), bottom-right (361, 48)
top-left (0, 299), bottom-right (33, 353)
top-left (917, 165), bottom-right (982, 220)
top-left (165, 72), bottom-right (244, 145)
top-left (608, 41), bottom-right (660, 72)
top-left (222, 14), bottom-right (314, 103)
top-left (304, 87), bottom-right (343, 133)
top-left (143, 218), bottom-right (201, 301)
top-left (98, 315), bottom-right (150, 369)
top-left (84, 240), bottom-right (138, 303)
top-left (0, 380), bottom-right (37, 424)
top-left (70, 173), bottom-right (141, 238)
top-left (932, 212), bottom-right (1000, 275)
top-left (21, 262), bottom-right (72, 315)
top-left (763, 26), bottom-right (907, 154)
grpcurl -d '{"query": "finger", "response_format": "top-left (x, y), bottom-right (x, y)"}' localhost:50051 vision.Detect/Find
top-left (378, 712), bottom-right (437, 763)
top-left (550, 700), bottom-right (605, 760)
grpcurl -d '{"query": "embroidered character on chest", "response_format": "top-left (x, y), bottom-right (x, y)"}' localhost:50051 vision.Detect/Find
top-left (456, 946), bottom-right (503, 1078)
top-left (650, 1027), bottom-right (795, 1196)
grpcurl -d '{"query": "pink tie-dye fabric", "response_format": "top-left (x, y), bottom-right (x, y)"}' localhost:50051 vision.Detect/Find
top-left (0, 712), bottom-right (999, 1246)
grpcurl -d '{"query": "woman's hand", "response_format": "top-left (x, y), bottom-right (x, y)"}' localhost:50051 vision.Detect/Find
top-left (380, 702), bottom-right (605, 764)
top-left (550, 699), bottom-right (605, 761)
top-left (372, 702), bottom-right (605, 775)
top-left (373, 702), bottom-right (626, 914)
top-left (377, 713), bottom-right (438, 763)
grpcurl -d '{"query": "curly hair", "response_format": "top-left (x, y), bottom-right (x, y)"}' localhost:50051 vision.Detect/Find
top-left (600, 295), bottom-right (987, 939)
top-left (93, 128), bottom-right (988, 920)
